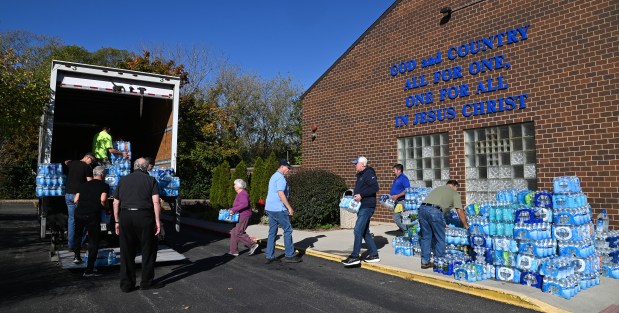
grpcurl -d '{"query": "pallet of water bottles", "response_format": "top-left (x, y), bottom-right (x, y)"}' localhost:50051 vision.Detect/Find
top-left (148, 166), bottom-right (180, 196)
top-left (35, 163), bottom-right (66, 196)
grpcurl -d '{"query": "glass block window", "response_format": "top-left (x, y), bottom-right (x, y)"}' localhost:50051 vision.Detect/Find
top-left (464, 122), bottom-right (537, 204)
top-left (398, 133), bottom-right (449, 188)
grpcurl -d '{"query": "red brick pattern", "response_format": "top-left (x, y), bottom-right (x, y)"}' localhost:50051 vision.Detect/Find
top-left (301, 0), bottom-right (619, 227)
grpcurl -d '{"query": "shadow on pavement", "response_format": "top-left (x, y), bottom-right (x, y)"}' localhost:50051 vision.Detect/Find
top-left (156, 254), bottom-right (234, 285)
top-left (295, 235), bottom-right (326, 250)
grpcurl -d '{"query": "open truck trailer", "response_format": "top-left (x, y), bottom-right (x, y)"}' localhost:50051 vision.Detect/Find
top-left (37, 60), bottom-right (184, 264)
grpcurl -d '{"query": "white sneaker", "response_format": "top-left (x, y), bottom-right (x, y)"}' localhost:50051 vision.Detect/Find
top-left (248, 244), bottom-right (259, 256)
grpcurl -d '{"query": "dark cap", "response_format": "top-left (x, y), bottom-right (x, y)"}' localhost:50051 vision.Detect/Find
top-left (279, 159), bottom-right (291, 168)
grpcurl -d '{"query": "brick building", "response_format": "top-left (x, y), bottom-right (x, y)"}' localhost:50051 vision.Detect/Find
top-left (300, 0), bottom-right (618, 227)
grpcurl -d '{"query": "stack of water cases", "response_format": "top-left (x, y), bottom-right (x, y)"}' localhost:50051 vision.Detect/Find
top-left (110, 141), bottom-right (131, 176)
top-left (455, 202), bottom-right (494, 282)
top-left (542, 176), bottom-right (600, 299)
top-left (514, 189), bottom-right (554, 289)
top-left (487, 191), bottom-right (521, 284)
top-left (596, 230), bottom-right (619, 279)
top-left (436, 225), bottom-right (470, 276)
top-left (403, 187), bottom-right (433, 255)
top-left (392, 235), bottom-right (413, 257)
top-left (148, 166), bottom-right (181, 196)
top-left (104, 141), bottom-right (132, 195)
top-left (35, 163), bottom-right (66, 196)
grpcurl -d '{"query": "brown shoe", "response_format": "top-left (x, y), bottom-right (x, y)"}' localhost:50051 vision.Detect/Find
top-left (421, 262), bottom-right (434, 269)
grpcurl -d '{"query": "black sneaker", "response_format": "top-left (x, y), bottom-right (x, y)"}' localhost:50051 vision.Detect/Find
top-left (284, 255), bottom-right (302, 263)
top-left (73, 256), bottom-right (83, 264)
top-left (265, 258), bottom-right (281, 264)
top-left (341, 256), bottom-right (361, 266)
top-left (363, 255), bottom-right (381, 263)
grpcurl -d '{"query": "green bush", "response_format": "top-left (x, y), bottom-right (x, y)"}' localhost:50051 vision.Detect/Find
top-left (0, 162), bottom-right (36, 199)
top-left (287, 169), bottom-right (348, 229)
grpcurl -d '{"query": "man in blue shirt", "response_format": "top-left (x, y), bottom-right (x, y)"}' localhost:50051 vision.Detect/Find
top-left (390, 163), bottom-right (410, 234)
top-left (264, 160), bottom-right (302, 264)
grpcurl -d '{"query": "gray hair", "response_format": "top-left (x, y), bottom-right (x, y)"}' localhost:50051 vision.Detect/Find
top-left (233, 179), bottom-right (247, 189)
top-left (134, 158), bottom-right (148, 172)
top-left (93, 166), bottom-right (105, 177)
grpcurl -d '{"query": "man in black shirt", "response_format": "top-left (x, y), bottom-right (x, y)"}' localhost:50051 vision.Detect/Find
top-left (64, 153), bottom-right (95, 256)
top-left (73, 166), bottom-right (109, 276)
top-left (113, 157), bottom-right (162, 292)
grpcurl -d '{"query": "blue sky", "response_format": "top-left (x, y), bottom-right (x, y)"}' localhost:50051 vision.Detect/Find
top-left (0, 0), bottom-right (394, 90)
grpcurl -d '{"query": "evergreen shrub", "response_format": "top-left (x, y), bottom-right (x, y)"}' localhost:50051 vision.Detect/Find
top-left (287, 169), bottom-right (347, 229)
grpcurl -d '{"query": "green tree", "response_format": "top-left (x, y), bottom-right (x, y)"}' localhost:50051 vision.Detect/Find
top-left (177, 86), bottom-right (237, 199)
top-left (209, 164), bottom-right (223, 209)
top-left (265, 152), bottom-right (279, 178)
top-left (0, 48), bottom-right (48, 198)
top-left (215, 67), bottom-right (302, 163)
top-left (249, 157), bottom-right (265, 206)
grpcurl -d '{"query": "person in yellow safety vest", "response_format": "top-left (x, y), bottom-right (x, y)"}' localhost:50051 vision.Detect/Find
top-left (92, 126), bottom-right (128, 165)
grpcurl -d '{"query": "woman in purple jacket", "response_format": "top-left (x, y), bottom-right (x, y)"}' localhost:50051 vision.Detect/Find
top-left (228, 179), bottom-right (259, 256)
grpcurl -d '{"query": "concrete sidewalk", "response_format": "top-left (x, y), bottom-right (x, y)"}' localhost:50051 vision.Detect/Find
top-left (170, 213), bottom-right (618, 313)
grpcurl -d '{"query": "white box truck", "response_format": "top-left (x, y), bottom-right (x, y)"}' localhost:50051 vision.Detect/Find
top-left (37, 60), bottom-right (182, 256)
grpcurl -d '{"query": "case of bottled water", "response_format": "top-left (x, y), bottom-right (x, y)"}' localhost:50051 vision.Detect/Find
top-left (534, 190), bottom-right (553, 209)
top-left (542, 276), bottom-right (580, 300)
top-left (35, 163), bottom-right (67, 197)
top-left (553, 176), bottom-right (581, 194)
top-left (517, 239), bottom-right (557, 257)
top-left (149, 166), bottom-right (181, 197)
top-left (515, 254), bottom-right (548, 273)
top-left (495, 266), bottom-right (521, 283)
top-left (218, 209), bottom-right (239, 223)
top-left (519, 271), bottom-right (543, 289)
top-left (517, 190), bottom-right (536, 207)
top-left (514, 222), bottom-right (553, 240)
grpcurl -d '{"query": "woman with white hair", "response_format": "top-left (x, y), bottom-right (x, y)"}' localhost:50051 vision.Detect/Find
top-left (228, 179), bottom-right (259, 256)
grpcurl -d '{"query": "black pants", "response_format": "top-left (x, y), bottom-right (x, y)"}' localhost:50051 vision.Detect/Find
top-left (73, 214), bottom-right (101, 271)
top-left (119, 209), bottom-right (157, 290)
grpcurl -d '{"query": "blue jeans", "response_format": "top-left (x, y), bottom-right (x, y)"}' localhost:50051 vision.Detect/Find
top-left (419, 204), bottom-right (446, 264)
top-left (265, 210), bottom-right (295, 259)
top-left (65, 194), bottom-right (85, 250)
top-left (393, 212), bottom-right (407, 232)
top-left (352, 206), bottom-right (378, 258)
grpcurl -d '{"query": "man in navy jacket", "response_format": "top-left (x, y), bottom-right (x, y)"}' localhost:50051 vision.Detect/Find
top-left (342, 156), bottom-right (380, 266)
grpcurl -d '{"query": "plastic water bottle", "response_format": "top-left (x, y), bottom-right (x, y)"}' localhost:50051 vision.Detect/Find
top-left (596, 210), bottom-right (609, 234)
top-left (108, 250), bottom-right (117, 265)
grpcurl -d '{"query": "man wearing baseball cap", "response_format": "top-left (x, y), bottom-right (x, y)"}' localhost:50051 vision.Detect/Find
top-left (264, 159), bottom-right (302, 263)
top-left (342, 156), bottom-right (380, 266)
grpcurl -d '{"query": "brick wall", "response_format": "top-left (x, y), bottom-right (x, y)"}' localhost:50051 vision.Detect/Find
top-left (301, 0), bottom-right (619, 227)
